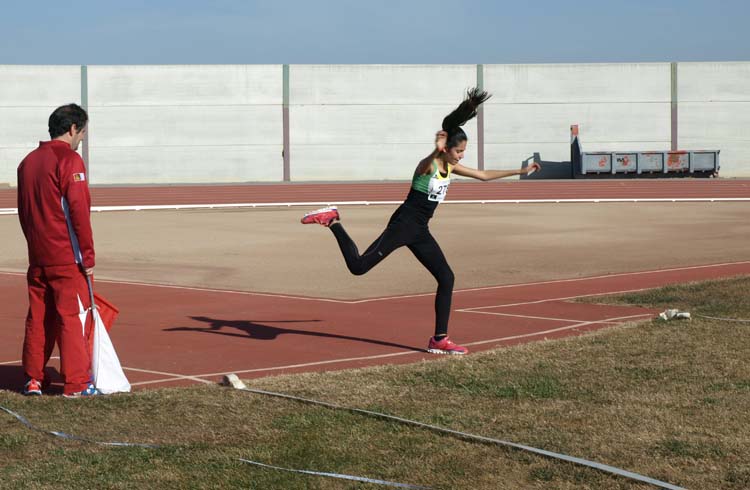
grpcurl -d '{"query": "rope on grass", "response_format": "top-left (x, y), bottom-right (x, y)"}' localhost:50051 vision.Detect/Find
top-left (0, 404), bottom-right (431, 489)
top-left (239, 459), bottom-right (431, 489)
top-left (0, 405), bottom-right (158, 448)
top-left (695, 314), bottom-right (750, 323)
top-left (228, 383), bottom-right (686, 490)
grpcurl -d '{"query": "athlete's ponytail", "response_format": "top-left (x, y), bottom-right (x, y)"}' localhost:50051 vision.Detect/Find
top-left (441, 87), bottom-right (491, 148)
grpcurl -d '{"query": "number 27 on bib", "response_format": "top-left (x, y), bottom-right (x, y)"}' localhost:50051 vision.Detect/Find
top-left (428, 177), bottom-right (449, 202)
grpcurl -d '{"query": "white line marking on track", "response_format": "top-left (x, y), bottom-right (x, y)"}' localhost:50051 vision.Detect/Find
top-left (2, 260), bottom-right (747, 305)
top-left (129, 351), bottom-right (423, 386)
top-left (121, 366), bottom-right (213, 384)
top-left (127, 313), bottom-right (653, 387)
top-left (1, 356), bottom-right (210, 386)
top-left (0, 356), bottom-right (59, 365)
top-left (130, 378), bottom-right (195, 387)
top-left (461, 314), bottom-right (653, 348)
top-left (456, 288), bottom-right (652, 312)
top-left (0, 270), bottom-right (352, 303)
top-left (453, 311), bottom-right (632, 323)
top-left (2, 197), bottom-right (750, 216)
top-left (432, 260), bottom-right (750, 301)
top-left (94, 280), bottom-right (352, 303)
top-left (0, 262), bottom-right (741, 388)
top-left (193, 351), bottom-right (420, 378)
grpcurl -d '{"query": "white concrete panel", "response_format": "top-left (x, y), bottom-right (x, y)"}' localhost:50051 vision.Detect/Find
top-left (575, 140), bottom-right (673, 152)
top-left (290, 145), bottom-right (417, 181)
top-left (89, 106), bottom-right (282, 147)
top-left (88, 65), bottom-right (282, 106)
top-left (0, 148), bottom-right (35, 185)
top-left (720, 149), bottom-right (750, 177)
top-left (290, 65), bottom-right (478, 104)
top-left (679, 102), bottom-right (750, 141)
top-left (485, 143), bottom-right (566, 168)
top-left (4, 62), bottom-right (748, 183)
top-left (484, 103), bottom-right (670, 145)
top-left (678, 62), bottom-right (750, 102)
top-left (0, 107), bottom-right (59, 146)
top-left (0, 66), bottom-right (80, 106)
top-left (679, 101), bottom-right (750, 177)
top-left (290, 143), bottom-right (477, 181)
top-left (290, 105), bottom-right (476, 145)
top-left (0, 147), bottom-right (84, 187)
top-left (485, 63), bottom-right (670, 104)
top-left (88, 146), bottom-right (282, 184)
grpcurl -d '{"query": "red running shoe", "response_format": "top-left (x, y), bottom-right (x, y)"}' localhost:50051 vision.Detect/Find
top-left (301, 206), bottom-right (340, 226)
top-left (23, 378), bottom-right (42, 396)
top-left (427, 336), bottom-right (469, 355)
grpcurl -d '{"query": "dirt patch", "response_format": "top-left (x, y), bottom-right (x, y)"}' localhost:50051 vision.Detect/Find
top-left (1, 202), bottom-right (748, 298)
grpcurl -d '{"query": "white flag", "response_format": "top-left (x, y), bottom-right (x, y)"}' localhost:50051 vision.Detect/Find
top-left (91, 308), bottom-right (131, 394)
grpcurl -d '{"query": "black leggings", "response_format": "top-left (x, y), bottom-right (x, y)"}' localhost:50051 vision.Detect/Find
top-left (329, 206), bottom-right (454, 337)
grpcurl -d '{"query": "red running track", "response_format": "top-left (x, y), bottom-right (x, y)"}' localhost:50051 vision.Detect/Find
top-left (1, 261), bottom-right (749, 394)
top-left (1, 179), bottom-right (750, 208)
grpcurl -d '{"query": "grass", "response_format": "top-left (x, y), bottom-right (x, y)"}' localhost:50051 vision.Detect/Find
top-left (1, 275), bottom-right (750, 489)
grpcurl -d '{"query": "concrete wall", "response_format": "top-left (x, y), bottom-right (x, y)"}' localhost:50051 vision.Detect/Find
top-left (289, 64), bottom-right (477, 180)
top-left (87, 65), bottom-right (283, 184)
top-left (484, 63), bottom-right (671, 171)
top-left (0, 66), bottom-right (81, 185)
top-left (679, 62), bottom-right (750, 176)
top-left (0, 62), bottom-right (748, 186)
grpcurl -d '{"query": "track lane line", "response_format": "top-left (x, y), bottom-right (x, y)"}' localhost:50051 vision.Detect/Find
top-left (461, 314), bottom-right (653, 348)
top-left (456, 287), bottom-right (653, 311)
top-left (126, 313), bottom-right (654, 387)
top-left (2, 260), bottom-right (747, 305)
top-left (121, 366), bottom-right (213, 384)
top-left (453, 311), bottom-right (635, 323)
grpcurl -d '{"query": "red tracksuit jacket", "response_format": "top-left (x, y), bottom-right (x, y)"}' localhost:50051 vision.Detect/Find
top-left (17, 140), bottom-right (95, 269)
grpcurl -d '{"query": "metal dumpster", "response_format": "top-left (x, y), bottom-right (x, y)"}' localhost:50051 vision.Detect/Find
top-left (572, 125), bottom-right (719, 178)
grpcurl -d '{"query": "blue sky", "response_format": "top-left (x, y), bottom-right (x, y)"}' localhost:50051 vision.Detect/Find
top-left (0, 0), bottom-right (748, 64)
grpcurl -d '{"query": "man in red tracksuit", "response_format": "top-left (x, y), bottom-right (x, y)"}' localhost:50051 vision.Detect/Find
top-left (17, 103), bottom-right (98, 397)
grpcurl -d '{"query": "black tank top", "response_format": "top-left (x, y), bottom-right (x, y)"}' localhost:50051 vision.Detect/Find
top-left (402, 188), bottom-right (439, 219)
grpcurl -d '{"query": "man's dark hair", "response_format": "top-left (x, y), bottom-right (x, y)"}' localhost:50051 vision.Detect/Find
top-left (48, 104), bottom-right (88, 139)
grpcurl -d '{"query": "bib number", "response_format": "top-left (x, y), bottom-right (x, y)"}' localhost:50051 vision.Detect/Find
top-left (428, 176), bottom-right (450, 202)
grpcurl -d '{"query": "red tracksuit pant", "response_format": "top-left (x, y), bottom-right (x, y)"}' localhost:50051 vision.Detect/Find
top-left (23, 264), bottom-right (93, 395)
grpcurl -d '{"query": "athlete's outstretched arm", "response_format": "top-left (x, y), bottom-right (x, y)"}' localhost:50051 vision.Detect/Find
top-left (452, 161), bottom-right (540, 181)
